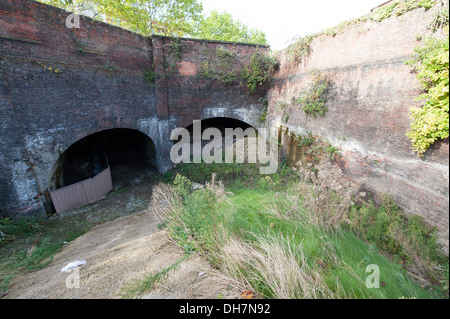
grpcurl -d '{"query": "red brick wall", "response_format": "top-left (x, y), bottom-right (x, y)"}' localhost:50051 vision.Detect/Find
top-left (268, 6), bottom-right (449, 231)
top-left (0, 0), bottom-right (267, 218)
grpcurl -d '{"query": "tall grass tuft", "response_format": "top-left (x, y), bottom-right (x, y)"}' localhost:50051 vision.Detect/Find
top-left (220, 234), bottom-right (341, 299)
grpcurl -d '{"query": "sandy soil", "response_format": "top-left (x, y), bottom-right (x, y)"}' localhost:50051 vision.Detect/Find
top-left (3, 208), bottom-right (242, 299)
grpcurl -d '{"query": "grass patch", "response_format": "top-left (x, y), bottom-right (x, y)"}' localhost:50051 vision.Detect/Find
top-left (119, 254), bottom-right (190, 299)
top-left (155, 162), bottom-right (448, 299)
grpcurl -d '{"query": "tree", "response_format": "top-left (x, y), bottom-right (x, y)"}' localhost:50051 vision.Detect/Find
top-left (39, 1), bottom-right (268, 44)
top-left (38, 0), bottom-right (203, 37)
top-left (193, 10), bottom-right (267, 45)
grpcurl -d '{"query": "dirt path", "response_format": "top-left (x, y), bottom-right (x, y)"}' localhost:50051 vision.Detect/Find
top-left (3, 207), bottom-right (242, 299)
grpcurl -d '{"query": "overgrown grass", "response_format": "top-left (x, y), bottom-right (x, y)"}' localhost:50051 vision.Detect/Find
top-left (2, 159), bottom-right (448, 299)
top-left (155, 162), bottom-right (449, 299)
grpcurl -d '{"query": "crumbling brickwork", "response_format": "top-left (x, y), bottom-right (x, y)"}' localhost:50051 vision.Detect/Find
top-left (268, 6), bottom-right (449, 231)
top-left (0, 0), bottom-right (448, 234)
top-left (0, 0), bottom-right (266, 218)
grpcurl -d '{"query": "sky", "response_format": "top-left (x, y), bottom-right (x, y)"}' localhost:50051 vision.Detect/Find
top-left (200, 0), bottom-right (385, 50)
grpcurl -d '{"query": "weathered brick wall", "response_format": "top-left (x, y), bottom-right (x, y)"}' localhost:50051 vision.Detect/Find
top-left (267, 6), bottom-right (449, 231)
top-left (0, 0), bottom-right (267, 218)
top-left (156, 36), bottom-right (267, 129)
top-left (2, 0), bottom-right (447, 233)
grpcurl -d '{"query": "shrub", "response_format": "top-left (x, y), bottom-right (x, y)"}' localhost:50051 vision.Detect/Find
top-left (296, 70), bottom-right (332, 117)
top-left (405, 26), bottom-right (449, 156)
top-left (287, 35), bottom-right (313, 63)
top-left (242, 52), bottom-right (279, 94)
top-left (270, 161), bottom-right (361, 230)
top-left (348, 194), bottom-right (446, 281)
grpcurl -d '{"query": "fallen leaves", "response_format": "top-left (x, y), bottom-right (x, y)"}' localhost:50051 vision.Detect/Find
top-left (240, 290), bottom-right (254, 299)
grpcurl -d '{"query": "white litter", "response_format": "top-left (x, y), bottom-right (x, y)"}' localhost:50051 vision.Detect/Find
top-left (61, 260), bottom-right (86, 272)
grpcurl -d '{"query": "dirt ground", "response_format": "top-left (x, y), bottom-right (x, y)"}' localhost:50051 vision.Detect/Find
top-left (3, 207), bottom-right (242, 299)
top-left (2, 169), bottom-right (244, 299)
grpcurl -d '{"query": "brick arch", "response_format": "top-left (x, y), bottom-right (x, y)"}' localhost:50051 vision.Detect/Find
top-left (177, 108), bottom-right (263, 132)
top-left (62, 121), bottom-right (156, 152)
top-left (47, 125), bottom-right (160, 191)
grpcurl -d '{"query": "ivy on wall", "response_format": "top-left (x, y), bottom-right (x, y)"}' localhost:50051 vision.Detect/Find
top-left (241, 52), bottom-right (279, 94)
top-left (199, 46), bottom-right (279, 94)
top-left (295, 70), bottom-right (332, 117)
top-left (199, 45), bottom-right (238, 85)
top-left (405, 26), bottom-right (449, 156)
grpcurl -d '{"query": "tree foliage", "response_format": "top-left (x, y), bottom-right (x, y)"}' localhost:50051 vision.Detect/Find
top-left (194, 10), bottom-right (267, 45)
top-left (406, 26), bottom-right (449, 156)
top-left (38, 1), bottom-right (267, 43)
top-left (39, 0), bottom-right (203, 37)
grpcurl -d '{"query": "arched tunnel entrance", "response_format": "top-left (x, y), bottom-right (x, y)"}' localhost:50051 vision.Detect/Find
top-left (182, 117), bottom-right (257, 162)
top-left (48, 129), bottom-right (158, 213)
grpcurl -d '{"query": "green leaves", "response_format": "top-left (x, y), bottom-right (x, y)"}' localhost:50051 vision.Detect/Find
top-left (406, 26), bottom-right (449, 156)
top-left (40, 0), bottom-right (203, 37)
top-left (194, 10), bottom-right (268, 45)
top-left (241, 52), bottom-right (279, 94)
top-left (39, 1), bottom-right (267, 44)
top-left (296, 70), bottom-right (331, 117)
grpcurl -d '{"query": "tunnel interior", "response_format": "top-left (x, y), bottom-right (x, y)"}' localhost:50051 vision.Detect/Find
top-left (51, 128), bottom-right (158, 190)
top-left (183, 117), bottom-right (255, 144)
top-left (181, 117), bottom-right (256, 162)
top-left (184, 117), bottom-right (253, 136)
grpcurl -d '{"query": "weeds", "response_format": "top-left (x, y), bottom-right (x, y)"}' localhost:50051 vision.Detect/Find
top-left (296, 70), bottom-right (332, 117)
top-left (119, 254), bottom-right (190, 299)
top-left (153, 160), bottom-right (447, 298)
top-left (348, 195), bottom-right (447, 282)
top-left (241, 52), bottom-right (279, 94)
top-left (199, 46), bottom-right (237, 85)
top-left (287, 35), bottom-right (313, 63)
top-left (220, 234), bottom-right (338, 299)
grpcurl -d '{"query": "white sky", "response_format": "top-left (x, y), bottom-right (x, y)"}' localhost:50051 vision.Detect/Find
top-left (200, 0), bottom-right (385, 49)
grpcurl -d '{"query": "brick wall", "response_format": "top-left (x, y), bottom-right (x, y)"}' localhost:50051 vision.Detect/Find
top-left (1, 0), bottom-right (447, 232)
top-left (0, 0), bottom-right (267, 218)
top-left (268, 6), bottom-right (449, 232)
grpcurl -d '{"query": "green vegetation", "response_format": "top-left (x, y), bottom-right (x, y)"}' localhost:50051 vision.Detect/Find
top-left (241, 52), bottom-right (279, 94)
top-left (348, 195), bottom-right (446, 279)
top-left (119, 254), bottom-right (189, 298)
top-left (199, 48), bottom-right (278, 93)
top-left (142, 65), bottom-right (157, 86)
top-left (198, 45), bottom-right (238, 85)
top-left (39, 1), bottom-right (267, 45)
top-left (295, 70), bottom-right (332, 117)
top-left (287, 35), bottom-right (313, 63)
top-left (101, 60), bottom-right (116, 72)
top-left (155, 160), bottom-right (448, 299)
top-left (258, 97), bottom-right (269, 123)
top-left (0, 176), bottom-right (155, 294)
top-left (371, 0), bottom-right (436, 22)
top-left (429, 1), bottom-right (449, 32)
top-left (2, 158), bottom-right (448, 298)
top-left (405, 26), bottom-right (449, 156)
top-left (194, 10), bottom-right (268, 45)
top-left (162, 38), bottom-right (184, 75)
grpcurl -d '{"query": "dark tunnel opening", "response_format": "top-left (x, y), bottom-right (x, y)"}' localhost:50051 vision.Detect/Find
top-left (51, 128), bottom-right (158, 191)
top-left (183, 117), bottom-right (255, 146)
top-left (184, 117), bottom-right (254, 137)
top-left (181, 117), bottom-right (257, 162)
